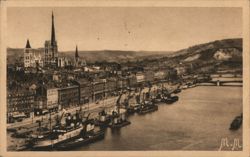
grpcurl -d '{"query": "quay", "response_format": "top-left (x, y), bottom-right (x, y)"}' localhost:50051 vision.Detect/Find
top-left (7, 79), bottom-right (242, 151)
top-left (7, 84), bottom-right (179, 129)
top-left (7, 82), bottom-right (179, 151)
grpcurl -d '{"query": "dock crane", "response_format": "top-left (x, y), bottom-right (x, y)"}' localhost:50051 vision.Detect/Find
top-left (123, 89), bottom-right (132, 109)
top-left (109, 90), bottom-right (131, 128)
top-left (115, 91), bottom-right (123, 115)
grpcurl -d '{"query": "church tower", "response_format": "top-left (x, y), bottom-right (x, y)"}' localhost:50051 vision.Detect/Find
top-left (44, 12), bottom-right (58, 67)
top-left (75, 45), bottom-right (79, 67)
top-left (24, 39), bottom-right (43, 68)
top-left (24, 39), bottom-right (32, 68)
top-left (25, 39), bottom-right (31, 49)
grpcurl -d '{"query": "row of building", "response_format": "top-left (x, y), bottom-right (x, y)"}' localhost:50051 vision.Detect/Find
top-left (7, 69), bottom-right (170, 120)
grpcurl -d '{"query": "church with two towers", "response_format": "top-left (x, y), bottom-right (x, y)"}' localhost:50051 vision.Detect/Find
top-left (24, 12), bottom-right (84, 68)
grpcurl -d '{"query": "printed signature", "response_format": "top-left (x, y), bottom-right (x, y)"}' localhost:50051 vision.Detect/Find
top-left (219, 138), bottom-right (242, 151)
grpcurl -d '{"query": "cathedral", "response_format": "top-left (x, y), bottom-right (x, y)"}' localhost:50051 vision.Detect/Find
top-left (24, 12), bottom-right (58, 68)
top-left (23, 12), bottom-right (86, 69)
top-left (44, 12), bottom-right (58, 67)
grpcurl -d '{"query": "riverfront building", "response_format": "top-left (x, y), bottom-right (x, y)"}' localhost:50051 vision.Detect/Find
top-left (36, 85), bottom-right (59, 111)
top-left (74, 79), bottom-right (93, 105)
top-left (58, 84), bottom-right (80, 109)
top-left (92, 79), bottom-right (106, 102)
top-left (7, 90), bottom-right (35, 122)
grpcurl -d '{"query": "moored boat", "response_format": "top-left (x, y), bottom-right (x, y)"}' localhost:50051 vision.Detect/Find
top-left (137, 86), bottom-right (159, 114)
top-left (56, 130), bottom-right (105, 150)
top-left (95, 110), bottom-right (111, 128)
top-left (230, 114), bottom-right (243, 130)
top-left (127, 103), bottom-right (140, 114)
top-left (109, 108), bottom-right (131, 129)
top-left (163, 95), bottom-right (179, 104)
top-left (29, 111), bottom-right (88, 150)
top-left (109, 92), bottom-right (131, 129)
top-left (173, 88), bottom-right (181, 94)
top-left (138, 101), bottom-right (158, 114)
top-left (152, 93), bottom-right (162, 104)
top-left (56, 118), bottom-right (104, 150)
top-left (30, 125), bottom-right (83, 150)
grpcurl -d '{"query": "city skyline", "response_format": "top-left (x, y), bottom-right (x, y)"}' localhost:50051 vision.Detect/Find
top-left (5, 4), bottom-right (244, 152)
top-left (7, 7), bottom-right (242, 52)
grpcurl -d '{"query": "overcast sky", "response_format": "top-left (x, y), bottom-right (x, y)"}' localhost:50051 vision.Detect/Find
top-left (7, 7), bottom-right (242, 52)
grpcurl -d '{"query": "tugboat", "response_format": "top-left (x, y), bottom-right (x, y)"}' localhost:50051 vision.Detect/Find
top-left (152, 87), bottom-right (163, 104)
top-left (173, 88), bottom-right (181, 94)
top-left (162, 93), bottom-right (179, 104)
top-left (230, 113), bottom-right (243, 130)
top-left (28, 110), bottom-right (85, 150)
top-left (164, 94), bottom-right (179, 104)
top-left (138, 101), bottom-right (158, 114)
top-left (95, 91), bottom-right (112, 128)
top-left (127, 88), bottom-right (142, 114)
top-left (56, 115), bottom-right (105, 150)
top-left (138, 89), bottom-right (158, 114)
top-left (95, 109), bottom-right (111, 128)
top-left (109, 91), bottom-right (131, 129)
top-left (109, 109), bottom-right (131, 128)
top-left (161, 87), bottom-right (179, 104)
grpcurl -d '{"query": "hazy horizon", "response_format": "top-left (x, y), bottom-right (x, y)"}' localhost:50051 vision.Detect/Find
top-left (7, 7), bottom-right (242, 52)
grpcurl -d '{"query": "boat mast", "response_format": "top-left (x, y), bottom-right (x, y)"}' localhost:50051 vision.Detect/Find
top-left (124, 89), bottom-right (131, 108)
top-left (148, 82), bottom-right (152, 100)
top-left (49, 111), bottom-right (52, 132)
top-left (83, 113), bottom-right (91, 136)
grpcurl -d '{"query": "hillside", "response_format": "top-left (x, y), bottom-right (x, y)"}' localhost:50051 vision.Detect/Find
top-left (168, 38), bottom-right (242, 61)
top-left (60, 50), bottom-right (171, 63)
top-left (7, 48), bottom-right (171, 64)
top-left (161, 38), bottom-right (242, 73)
top-left (7, 38), bottom-right (242, 69)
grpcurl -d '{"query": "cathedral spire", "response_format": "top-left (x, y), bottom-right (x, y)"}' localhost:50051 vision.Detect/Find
top-left (51, 11), bottom-right (56, 46)
top-left (25, 39), bottom-right (31, 48)
top-left (75, 45), bottom-right (79, 58)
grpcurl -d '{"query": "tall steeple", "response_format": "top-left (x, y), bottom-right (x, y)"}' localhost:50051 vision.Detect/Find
top-left (25, 39), bottom-right (31, 48)
top-left (75, 45), bottom-right (79, 59)
top-left (51, 11), bottom-right (56, 46)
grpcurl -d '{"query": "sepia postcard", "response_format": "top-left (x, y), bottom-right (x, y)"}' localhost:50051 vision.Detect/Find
top-left (0, 0), bottom-right (249, 157)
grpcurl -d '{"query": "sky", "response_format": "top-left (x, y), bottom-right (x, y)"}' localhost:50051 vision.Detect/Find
top-left (7, 7), bottom-right (242, 52)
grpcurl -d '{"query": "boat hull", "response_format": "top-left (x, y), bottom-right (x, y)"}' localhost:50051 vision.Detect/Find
top-left (163, 96), bottom-right (179, 104)
top-left (109, 120), bottom-right (131, 129)
top-left (31, 135), bottom-right (82, 151)
top-left (30, 127), bottom-right (83, 151)
top-left (230, 116), bottom-right (242, 130)
top-left (138, 105), bottom-right (158, 114)
top-left (95, 119), bottom-right (110, 128)
top-left (56, 131), bottom-right (105, 150)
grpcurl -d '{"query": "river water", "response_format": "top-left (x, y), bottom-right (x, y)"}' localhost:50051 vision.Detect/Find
top-left (76, 86), bottom-right (243, 151)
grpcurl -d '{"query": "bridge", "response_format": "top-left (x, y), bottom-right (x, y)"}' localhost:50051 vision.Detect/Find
top-left (209, 76), bottom-right (242, 86)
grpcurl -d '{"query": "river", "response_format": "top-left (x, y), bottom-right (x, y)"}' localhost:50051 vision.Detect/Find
top-left (76, 86), bottom-right (243, 150)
